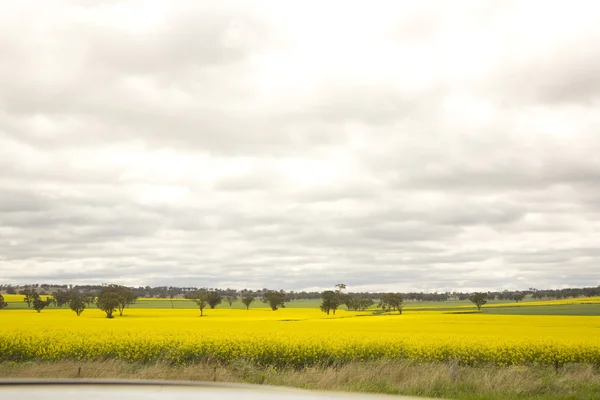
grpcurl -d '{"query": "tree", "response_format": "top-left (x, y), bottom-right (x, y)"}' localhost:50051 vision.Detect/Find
top-left (207, 291), bottom-right (222, 309)
top-left (190, 289), bottom-right (209, 316)
top-left (335, 283), bottom-right (347, 291)
top-left (167, 287), bottom-right (178, 308)
top-left (85, 294), bottom-right (96, 307)
top-left (51, 289), bottom-right (70, 308)
top-left (379, 293), bottom-right (405, 314)
top-left (320, 290), bottom-right (342, 315)
top-left (6, 286), bottom-right (16, 295)
top-left (513, 292), bottom-right (526, 303)
top-left (69, 293), bottom-right (86, 316)
top-left (97, 285), bottom-right (136, 318)
top-left (20, 288), bottom-right (37, 308)
top-left (348, 297), bottom-right (374, 311)
top-left (0, 294), bottom-right (8, 309)
top-left (241, 293), bottom-right (255, 310)
top-left (33, 297), bottom-right (52, 313)
top-left (115, 287), bottom-right (136, 316)
top-left (224, 296), bottom-right (235, 307)
top-left (470, 292), bottom-right (488, 311)
top-left (262, 290), bottom-right (286, 311)
top-left (97, 285), bottom-right (134, 318)
top-left (97, 291), bottom-right (121, 318)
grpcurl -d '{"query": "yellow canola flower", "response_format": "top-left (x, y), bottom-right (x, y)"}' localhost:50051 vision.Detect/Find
top-left (0, 308), bottom-right (599, 367)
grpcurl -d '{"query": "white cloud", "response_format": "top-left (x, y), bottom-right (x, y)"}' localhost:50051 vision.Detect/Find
top-left (1, 0), bottom-right (599, 292)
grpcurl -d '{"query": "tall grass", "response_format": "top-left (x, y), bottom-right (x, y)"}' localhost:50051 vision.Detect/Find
top-left (1, 360), bottom-right (599, 399)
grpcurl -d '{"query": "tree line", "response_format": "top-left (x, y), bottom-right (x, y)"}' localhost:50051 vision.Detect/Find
top-left (0, 285), bottom-right (288, 318)
top-left (2, 284), bottom-right (598, 302)
top-left (0, 284), bottom-right (409, 317)
top-left (1, 284), bottom-right (599, 318)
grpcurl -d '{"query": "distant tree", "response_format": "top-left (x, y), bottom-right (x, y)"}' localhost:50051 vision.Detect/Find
top-left (0, 294), bottom-right (7, 309)
top-left (379, 293), bottom-right (405, 314)
top-left (33, 297), bottom-right (52, 313)
top-left (320, 290), bottom-right (342, 315)
top-left (262, 290), bottom-right (286, 311)
top-left (355, 297), bottom-right (374, 311)
top-left (190, 289), bottom-right (210, 316)
top-left (207, 291), bottom-right (222, 309)
top-left (457, 293), bottom-right (470, 301)
top-left (335, 283), bottom-right (347, 291)
top-left (85, 294), bottom-right (96, 307)
top-left (97, 285), bottom-right (133, 318)
top-left (51, 289), bottom-right (70, 308)
top-left (470, 292), bottom-right (488, 311)
top-left (224, 296), bottom-right (235, 307)
top-left (513, 292), bottom-right (526, 303)
top-left (69, 293), bottom-right (86, 316)
top-left (6, 287), bottom-right (16, 295)
top-left (116, 287), bottom-right (136, 316)
top-left (338, 290), bottom-right (374, 312)
top-left (97, 292), bottom-right (121, 318)
top-left (20, 288), bottom-right (37, 308)
top-left (167, 287), bottom-right (178, 308)
top-left (241, 293), bottom-right (256, 310)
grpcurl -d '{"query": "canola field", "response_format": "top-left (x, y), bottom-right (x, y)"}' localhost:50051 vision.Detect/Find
top-left (1, 304), bottom-right (600, 367)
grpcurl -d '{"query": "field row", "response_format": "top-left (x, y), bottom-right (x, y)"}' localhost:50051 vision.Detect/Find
top-left (1, 308), bottom-right (599, 367)
top-left (4, 294), bottom-right (600, 315)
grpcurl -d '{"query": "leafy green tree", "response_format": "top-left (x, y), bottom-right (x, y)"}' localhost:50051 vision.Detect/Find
top-left (20, 289), bottom-right (37, 308)
top-left (33, 297), bottom-right (52, 313)
top-left (51, 289), bottom-right (70, 308)
top-left (85, 294), bottom-right (96, 307)
top-left (6, 287), bottom-right (16, 295)
top-left (470, 292), bottom-right (488, 311)
top-left (69, 293), bottom-right (86, 316)
top-left (320, 290), bottom-right (342, 315)
top-left (224, 296), bottom-right (235, 307)
top-left (342, 295), bottom-right (356, 311)
top-left (0, 294), bottom-right (8, 309)
top-left (190, 289), bottom-right (209, 316)
top-left (241, 293), bottom-right (255, 310)
top-left (353, 297), bottom-right (374, 311)
top-left (513, 292), bottom-right (526, 303)
top-left (97, 291), bottom-right (121, 318)
top-left (262, 290), bottom-right (286, 311)
top-left (207, 291), bottom-right (222, 309)
top-left (116, 287), bottom-right (136, 316)
top-left (379, 293), bottom-right (405, 314)
top-left (97, 285), bottom-right (134, 318)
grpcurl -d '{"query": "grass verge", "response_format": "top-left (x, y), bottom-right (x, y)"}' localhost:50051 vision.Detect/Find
top-left (1, 360), bottom-right (599, 399)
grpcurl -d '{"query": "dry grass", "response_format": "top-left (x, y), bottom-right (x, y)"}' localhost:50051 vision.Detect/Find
top-left (1, 360), bottom-right (599, 399)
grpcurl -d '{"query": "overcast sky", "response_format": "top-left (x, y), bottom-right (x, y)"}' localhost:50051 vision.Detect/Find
top-left (1, 1), bottom-right (600, 292)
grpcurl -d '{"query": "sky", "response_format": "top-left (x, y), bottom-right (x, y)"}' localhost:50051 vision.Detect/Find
top-left (1, 1), bottom-right (600, 292)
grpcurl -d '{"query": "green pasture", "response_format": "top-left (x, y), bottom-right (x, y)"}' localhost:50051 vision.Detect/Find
top-left (4, 296), bottom-right (600, 316)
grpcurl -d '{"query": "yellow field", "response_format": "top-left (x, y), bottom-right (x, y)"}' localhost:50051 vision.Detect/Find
top-left (2, 294), bottom-right (51, 302)
top-left (1, 307), bottom-right (599, 367)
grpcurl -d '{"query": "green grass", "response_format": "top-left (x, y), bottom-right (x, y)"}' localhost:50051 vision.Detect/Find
top-left (481, 304), bottom-right (600, 316)
top-left (6, 297), bottom-right (600, 316)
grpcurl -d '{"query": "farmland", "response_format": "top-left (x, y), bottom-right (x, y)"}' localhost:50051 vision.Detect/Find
top-left (1, 295), bottom-right (600, 399)
top-left (1, 298), bottom-right (600, 366)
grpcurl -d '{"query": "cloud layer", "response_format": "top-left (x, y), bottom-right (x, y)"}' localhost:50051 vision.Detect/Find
top-left (1, 1), bottom-right (600, 291)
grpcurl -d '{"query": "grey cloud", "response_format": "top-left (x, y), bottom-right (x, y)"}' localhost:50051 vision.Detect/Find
top-left (1, 1), bottom-right (600, 291)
